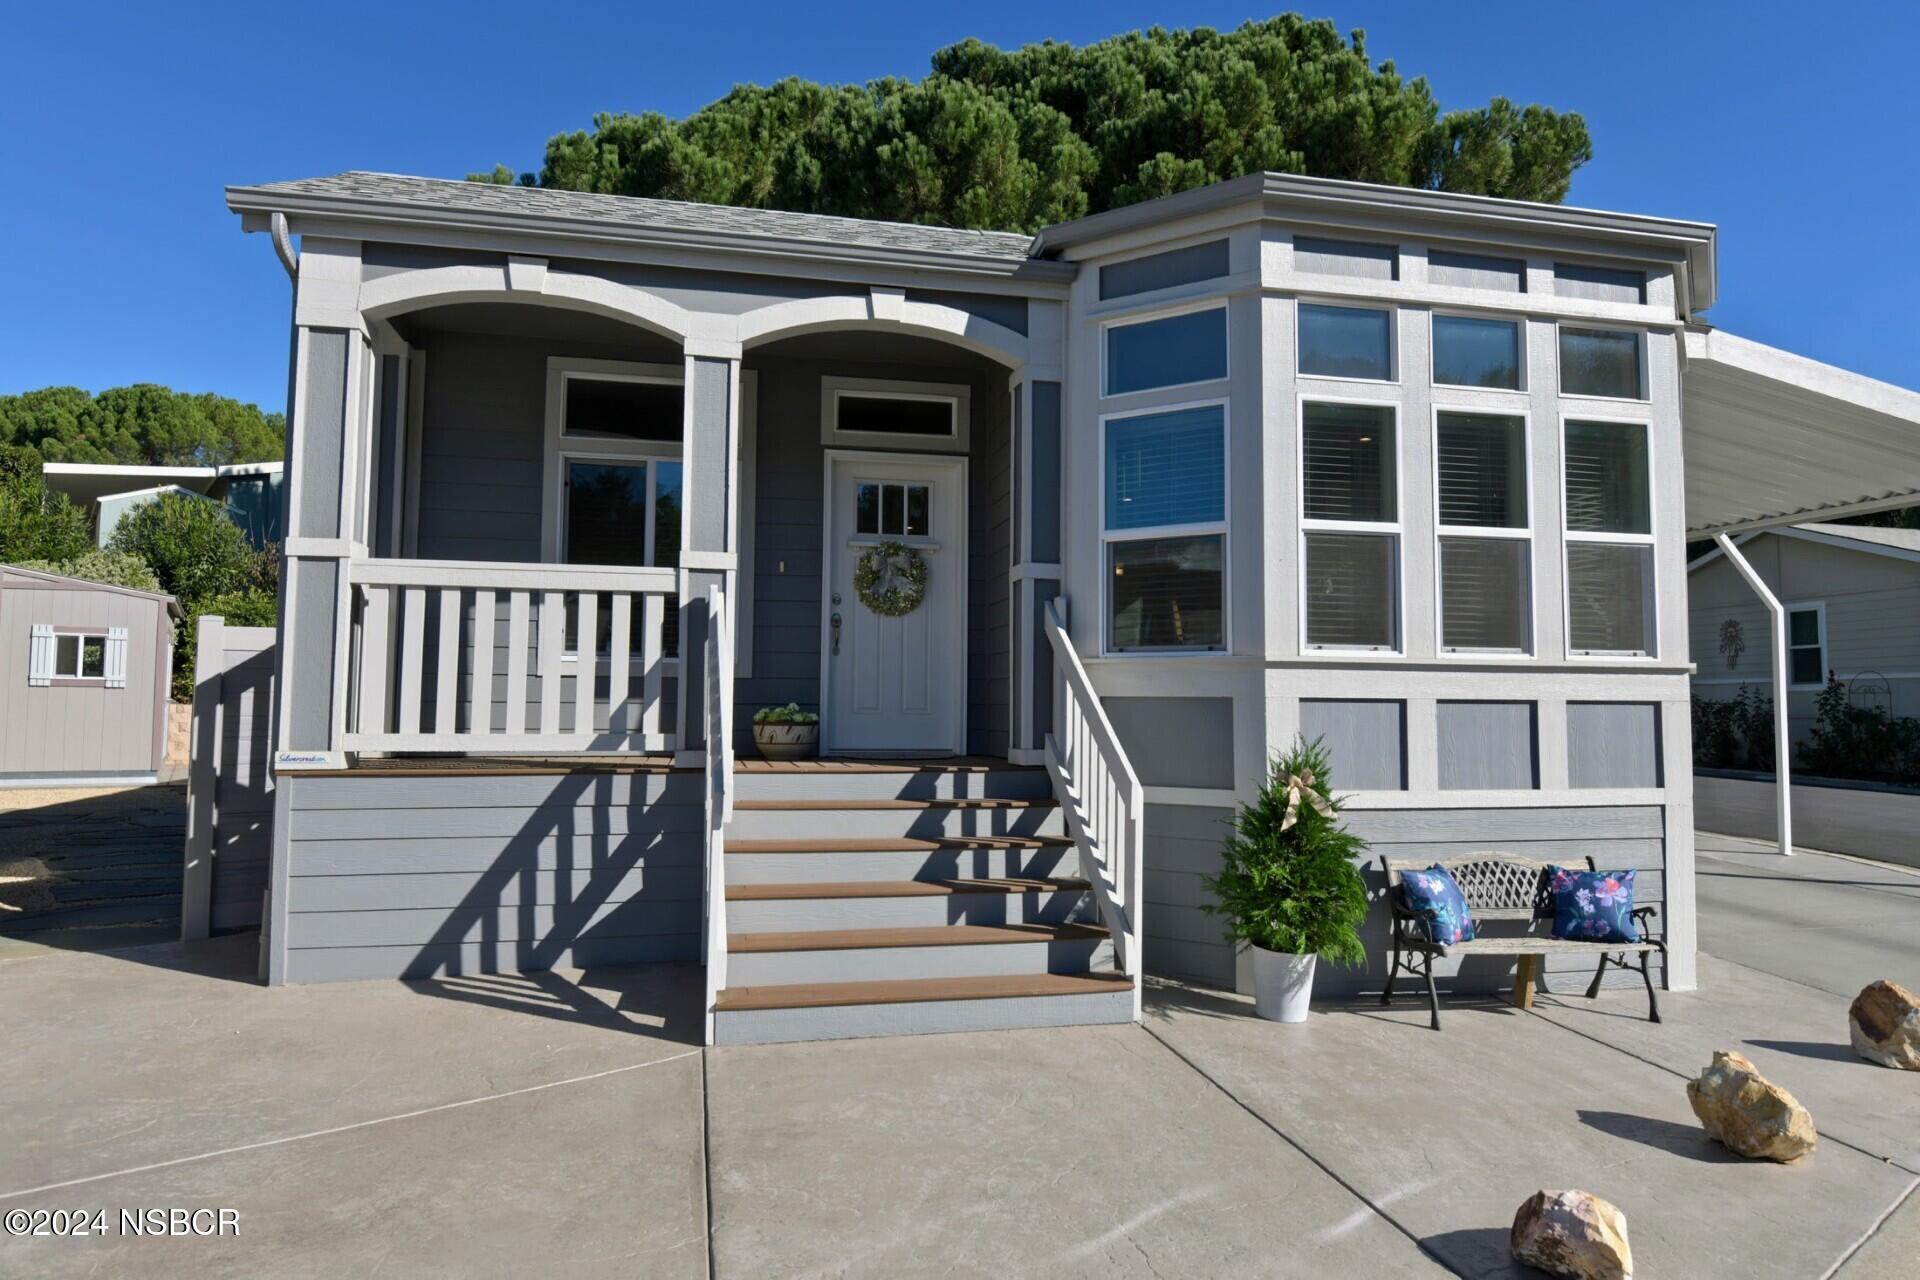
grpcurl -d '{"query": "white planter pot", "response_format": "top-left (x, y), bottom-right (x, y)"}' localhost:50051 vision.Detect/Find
top-left (753, 723), bottom-right (819, 761)
top-left (1251, 947), bottom-right (1317, 1023)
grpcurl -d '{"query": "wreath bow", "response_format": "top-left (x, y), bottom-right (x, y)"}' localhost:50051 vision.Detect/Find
top-left (1278, 767), bottom-right (1334, 831)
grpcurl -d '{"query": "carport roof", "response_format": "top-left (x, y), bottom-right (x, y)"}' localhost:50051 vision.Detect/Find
top-left (1683, 327), bottom-right (1920, 536)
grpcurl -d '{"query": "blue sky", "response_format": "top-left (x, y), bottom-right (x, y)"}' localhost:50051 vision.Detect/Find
top-left (3, 2), bottom-right (1914, 411)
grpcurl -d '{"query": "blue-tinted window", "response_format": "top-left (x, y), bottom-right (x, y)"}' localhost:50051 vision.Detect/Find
top-left (1104, 307), bottom-right (1227, 395)
top-left (1299, 305), bottom-right (1393, 381)
top-left (1433, 315), bottom-right (1522, 389)
top-left (1559, 328), bottom-right (1644, 399)
top-left (1104, 406), bottom-right (1225, 531)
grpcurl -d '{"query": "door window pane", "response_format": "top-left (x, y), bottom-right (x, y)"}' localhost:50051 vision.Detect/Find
top-left (563, 377), bottom-right (683, 442)
top-left (1108, 535), bottom-right (1223, 651)
top-left (1565, 421), bottom-right (1650, 534)
top-left (905, 485), bottom-right (930, 536)
top-left (1567, 542), bottom-right (1653, 654)
top-left (1437, 412), bottom-right (1526, 528)
top-left (1299, 304), bottom-right (1393, 381)
top-left (881, 484), bottom-right (904, 535)
top-left (856, 483), bottom-right (880, 535)
top-left (1104, 405), bottom-right (1226, 530)
top-left (1433, 315), bottom-right (1521, 389)
top-left (1104, 307), bottom-right (1228, 395)
top-left (1304, 531), bottom-right (1396, 648)
top-left (1559, 328), bottom-right (1643, 399)
top-left (1303, 402), bottom-right (1396, 522)
top-left (1441, 537), bottom-right (1530, 651)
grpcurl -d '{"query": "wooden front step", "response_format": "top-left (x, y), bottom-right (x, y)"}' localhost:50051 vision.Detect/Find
top-left (726, 877), bottom-right (1088, 901)
top-left (715, 971), bottom-right (1133, 1012)
top-left (726, 835), bottom-right (1071, 854)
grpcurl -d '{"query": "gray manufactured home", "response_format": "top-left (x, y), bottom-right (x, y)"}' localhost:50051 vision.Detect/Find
top-left (221, 169), bottom-right (1920, 1044)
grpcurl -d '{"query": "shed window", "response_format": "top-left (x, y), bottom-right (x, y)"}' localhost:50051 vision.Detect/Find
top-left (56, 634), bottom-right (108, 680)
top-left (1104, 306), bottom-right (1228, 396)
top-left (1302, 402), bottom-right (1400, 650)
top-left (29, 624), bottom-right (127, 687)
top-left (1564, 419), bottom-right (1655, 656)
top-left (1102, 404), bottom-right (1226, 652)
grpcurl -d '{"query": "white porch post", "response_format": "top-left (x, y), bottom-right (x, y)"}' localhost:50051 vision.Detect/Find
top-left (1714, 533), bottom-right (1793, 856)
top-left (675, 341), bottom-right (743, 763)
top-left (1009, 300), bottom-right (1065, 765)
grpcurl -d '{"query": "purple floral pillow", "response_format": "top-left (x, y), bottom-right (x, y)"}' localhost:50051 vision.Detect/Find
top-left (1547, 867), bottom-right (1639, 943)
top-left (1396, 866), bottom-right (1478, 945)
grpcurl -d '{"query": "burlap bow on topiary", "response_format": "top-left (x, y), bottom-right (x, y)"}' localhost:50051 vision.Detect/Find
top-left (1278, 767), bottom-right (1334, 831)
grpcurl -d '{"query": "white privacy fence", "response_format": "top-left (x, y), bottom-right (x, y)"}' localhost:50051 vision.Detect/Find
top-left (182, 617), bottom-right (278, 940)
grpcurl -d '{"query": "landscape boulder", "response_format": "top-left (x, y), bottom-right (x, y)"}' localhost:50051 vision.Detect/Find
top-left (1510, 1189), bottom-right (1633, 1280)
top-left (1686, 1049), bottom-right (1817, 1161)
top-left (1849, 980), bottom-right (1920, 1070)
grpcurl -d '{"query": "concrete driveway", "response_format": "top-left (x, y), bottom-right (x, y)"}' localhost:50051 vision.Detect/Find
top-left (3, 928), bottom-right (1915, 1276)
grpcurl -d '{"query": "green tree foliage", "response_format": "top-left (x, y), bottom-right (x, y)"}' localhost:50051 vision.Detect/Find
top-left (1204, 736), bottom-right (1371, 964)
top-left (477, 18), bottom-right (1592, 231)
top-left (0, 384), bottom-right (284, 467)
top-left (13, 549), bottom-right (162, 593)
top-left (107, 492), bottom-right (256, 605)
top-left (173, 587), bottom-right (278, 701)
top-left (0, 445), bottom-right (92, 564)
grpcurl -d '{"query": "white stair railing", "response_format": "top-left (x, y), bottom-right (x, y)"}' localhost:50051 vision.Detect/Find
top-left (1040, 596), bottom-right (1145, 1023)
top-left (702, 581), bottom-right (734, 1045)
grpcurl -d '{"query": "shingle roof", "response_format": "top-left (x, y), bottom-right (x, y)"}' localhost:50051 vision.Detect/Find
top-left (233, 172), bottom-right (1038, 264)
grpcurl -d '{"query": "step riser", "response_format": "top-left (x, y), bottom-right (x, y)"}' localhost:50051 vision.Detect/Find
top-left (726, 890), bottom-right (1084, 933)
top-left (725, 808), bottom-right (1063, 841)
top-left (725, 847), bottom-right (1082, 885)
top-left (727, 937), bottom-right (1115, 985)
top-left (732, 770), bottom-right (1052, 803)
top-left (713, 989), bottom-right (1134, 1045)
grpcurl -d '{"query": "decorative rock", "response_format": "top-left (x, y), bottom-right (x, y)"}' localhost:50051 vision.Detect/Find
top-left (1510, 1190), bottom-right (1633, 1280)
top-left (1849, 980), bottom-right (1920, 1070)
top-left (1686, 1049), bottom-right (1818, 1161)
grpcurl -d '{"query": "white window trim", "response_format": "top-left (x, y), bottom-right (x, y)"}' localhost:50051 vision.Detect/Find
top-left (1099, 298), bottom-right (1231, 400)
top-left (46, 627), bottom-right (115, 684)
top-left (1098, 398), bottom-right (1231, 657)
top-left (1555, 320), bottom-right (1650, 404)
top-left (1429, 309), bottom-right (1527, 393)
top-left (1787, 600), bottom-right (1828, 690)
top-left (1296, 297), bottom-right (1399, 387)
top-left (1298, 393), bottom-right (1404, 654)
top-left (1431, 404), bottom-right (1535, 657)
top-left (1560, 413), bottom-right (1659, 661)
top-left (819, 375), bottom-right (970, 453)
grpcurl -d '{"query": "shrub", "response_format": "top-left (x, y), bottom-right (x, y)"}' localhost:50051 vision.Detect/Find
top-left (0, 444), bottom-right (91, 564)
top-left (1800, 678), bottom-right (1920, 784)
top-left (173, 588), bottom-right (278, 701)
top-left (13, 549), bottom-right (161, 593)
top-left (752, 702), bottom-right (819, 726)
top-left (1204, 736), bottom-right (1370, 964)
top-left (108, 491), bottom-right (254, 604)
top-left (1691, 684), bottom-right (1774, 772)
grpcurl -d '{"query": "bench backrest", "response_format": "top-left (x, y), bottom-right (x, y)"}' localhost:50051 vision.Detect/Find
top-left (1381, 852), bottom-right (1596, 922)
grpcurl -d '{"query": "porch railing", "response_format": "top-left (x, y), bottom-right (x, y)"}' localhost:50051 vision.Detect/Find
top-left (1040, 596), bottom-right (1145, 1023)
top-left (702, 582), bottom-right (734, 1046)
top-left (343, 558), bottom-right (679, 754)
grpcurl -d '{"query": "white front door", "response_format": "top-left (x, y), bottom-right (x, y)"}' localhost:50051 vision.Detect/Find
top-left (824, 452), bottom-right (966, 755)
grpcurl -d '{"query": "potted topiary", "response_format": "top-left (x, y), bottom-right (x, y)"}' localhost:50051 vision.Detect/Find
top-left (751, 702), bottom-right (819, 761)
top-left (1204, 736), bottom-right (1370, 1022)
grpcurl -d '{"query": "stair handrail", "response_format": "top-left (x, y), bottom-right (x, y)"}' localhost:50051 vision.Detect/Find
top-left (1040, 596), bottom-right (1145, 1023)
top-left (702, 581), bottom-right (733, 1045)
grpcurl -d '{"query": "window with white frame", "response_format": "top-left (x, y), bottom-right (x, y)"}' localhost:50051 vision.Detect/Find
top-left (1299, 303), bottom-right (1394, 381)
top-left (27, 625), bottom-right (128, 687)
top-left (1564, 419), bottom-right (1654, 656)
top-left (1436, 411), bottom-right (1530, 652)
top-left (820, 375), bottom-right (969, 452)
top-left (1103, 305), bottom-right (1227, 397)
top-left (1788, 604), bottom-right (1826, 687)
top-left (1302, 401), bottom-right (1399, 649)
top-left (55, 632), bottom-right (108, 679)
top-left (1103, 403), bottom-right (1226, 652)
top-left (1559, 326), bottom-right (1645, 399)
top-left (1432, 314), bottom-right (1522, 390)
top-left (546, 360), bottom-right (684, 658)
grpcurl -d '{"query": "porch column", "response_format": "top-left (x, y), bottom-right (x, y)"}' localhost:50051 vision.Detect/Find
top-left (1010, 375), bottom-right (1064, 764)
top-left (275, 237), bottom-right (372, 772)
top-left (676, 342), bottom-right (743, 761)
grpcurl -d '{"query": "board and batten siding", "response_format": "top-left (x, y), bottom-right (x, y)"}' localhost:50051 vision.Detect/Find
top-left (0, 570), bottom-right (173, 781)
top-left (182, 621), bottom-right (278, 937)
top-left (277, 771), bottom-right (705, 982)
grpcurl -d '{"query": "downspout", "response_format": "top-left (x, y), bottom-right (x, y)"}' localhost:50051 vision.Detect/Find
top-left (270, 211), bottom-right (299, 281)
top-left (1713, 533), bottom-right (1793, 856)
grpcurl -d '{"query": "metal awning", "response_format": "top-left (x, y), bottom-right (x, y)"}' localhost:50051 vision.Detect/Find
top-left (1683, 328), bottom-right (1920, 536)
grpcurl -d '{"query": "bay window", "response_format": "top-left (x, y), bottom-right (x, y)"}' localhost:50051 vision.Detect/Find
top-left (1436, 411), bottom-right (1531, 652)
top-left (1433, 314), bottom-right (1522, 390)
top-left (1559, 326), bottom-right (1645, 399)
top-left (1103, 305), bottom-right (1227, 396)
top-left (1103, 403), bottom-right (1226, 652)
top-left (1302, 401), bottom-right (1399, 650)
top-left (1564, 419), bottom-right (1654, 656)
top-left (1299, 303), bottom-right (1394, 381)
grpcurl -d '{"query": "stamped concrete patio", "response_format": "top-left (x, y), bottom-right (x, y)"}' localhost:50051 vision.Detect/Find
top-left (2, 919), bottom-right (1914, 1276)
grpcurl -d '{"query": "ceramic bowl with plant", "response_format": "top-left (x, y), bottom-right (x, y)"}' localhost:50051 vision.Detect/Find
top-left (751, 703), bottom-right (820, 761)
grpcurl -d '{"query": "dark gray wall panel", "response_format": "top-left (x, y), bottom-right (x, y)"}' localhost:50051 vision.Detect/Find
top-left (295, 329), bottom-right (348, 538)
top-left (1098, 239), bottom-right (1230, 300)
top-left (1293, 236), bottom-right (1397, 281)
top-left (1299, 699), bottom-right (1405, 790)
top-left (1104, 696), bottom-right (1234, 789)
top-left (284, 559), bottom-right (338, 750)
top-left (1568, 702), bottom-right (1663, 789)
top-left (1029, 381), bottom-right (1062, 565)
top-left (1553, 262), bottom-right (1645, 304)
top-left (1436, 701), bottom-right (1538, 790)
top-left (1142, 803), bottom-right (1235, 987)
top-left (1427, 249), bottom-right (1525, 293)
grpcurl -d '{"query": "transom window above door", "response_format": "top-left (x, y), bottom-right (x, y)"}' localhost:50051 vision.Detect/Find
top-left (855, 481), bottom-right (931, 537)
top-left (821, 376), bottom-right (970, 452)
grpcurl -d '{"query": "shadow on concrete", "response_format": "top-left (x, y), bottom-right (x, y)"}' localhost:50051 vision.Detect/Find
top-left (1746, 1037), bottom-right (1861, 1064)
top-left (0, 781), bottom-right (186, 940)
top-left (408, 961), bottom-right (702, 1046)
top-left (1417, 1226), bottom-right (1521, 1277)
top-left (1577, 1109), bottom-right (1742, 1164)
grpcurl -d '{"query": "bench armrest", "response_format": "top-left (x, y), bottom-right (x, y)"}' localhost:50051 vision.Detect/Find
top-left (1630, 903), bottom-right (1660, 942)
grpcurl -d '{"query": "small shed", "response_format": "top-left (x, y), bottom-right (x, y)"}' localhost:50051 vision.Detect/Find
top-left (0, 565), bottom-right (181, 786)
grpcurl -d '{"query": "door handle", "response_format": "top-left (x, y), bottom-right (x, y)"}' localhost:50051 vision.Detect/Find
top-left (830, 611), bottom-right (842, 656)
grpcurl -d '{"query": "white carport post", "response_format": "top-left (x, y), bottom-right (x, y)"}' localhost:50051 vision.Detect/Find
top-left (1712, 533), bottom-right (1792, 856)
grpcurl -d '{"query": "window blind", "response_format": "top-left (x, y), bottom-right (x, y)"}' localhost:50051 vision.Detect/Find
top-left (1437, 412), bottom-right (1526, 527)
top-left (1440, 537), bottom-right (1529, 651)
top-left (1104, 406), bottom-right (1225, 531)
top-left (1564, 421), bottom-right (1650, 534)
top-left (1303, 403), bottom-right (1396, 522)
top-left (1305, 531), bottom-right (1395, 648)
top-left (1567, 542), bottom-right (1653, 653)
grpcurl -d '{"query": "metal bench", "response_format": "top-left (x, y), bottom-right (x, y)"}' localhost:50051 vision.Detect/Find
top-left (1380, 853), bottom-right (1664, 1030)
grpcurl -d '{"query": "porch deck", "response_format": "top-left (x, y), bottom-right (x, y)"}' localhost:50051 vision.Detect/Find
top-left (310, 754), bottom-right (1019, 776)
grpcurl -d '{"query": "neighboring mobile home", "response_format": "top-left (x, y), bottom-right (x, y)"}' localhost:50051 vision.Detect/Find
top-left (221, 170), bottom-right (1920, 1044)
top-left (0, 564), bottom-right (179, 786)
top-left (42, 460), bottom-right (285, 549)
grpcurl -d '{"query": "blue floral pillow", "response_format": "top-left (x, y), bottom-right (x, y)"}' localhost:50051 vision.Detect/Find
top-left (1547, 867), bottom-right (1640, 943)
top-left (1397, 865), bottom-right (1478, 945)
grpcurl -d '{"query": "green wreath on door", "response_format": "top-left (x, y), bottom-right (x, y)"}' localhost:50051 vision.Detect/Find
top-left (853, 540), bottom-right (929, 617)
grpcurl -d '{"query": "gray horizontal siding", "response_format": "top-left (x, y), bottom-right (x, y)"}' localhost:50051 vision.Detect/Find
top-left (1105, 697), bottom-right (1234, 789)
top-left (1142, 803), bottom-right (1236, 988)
top-left (1427, 249), bottom-right (1525, 293)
